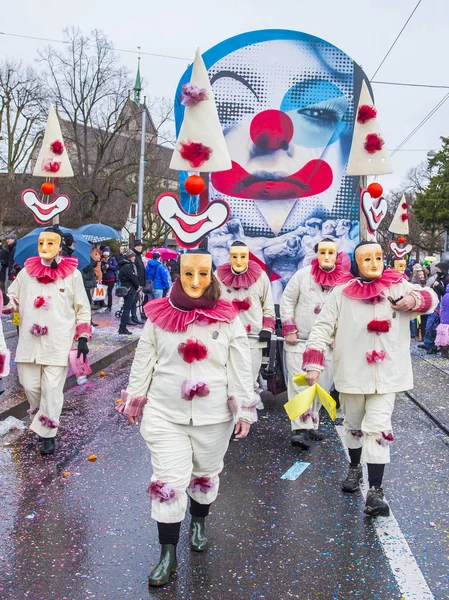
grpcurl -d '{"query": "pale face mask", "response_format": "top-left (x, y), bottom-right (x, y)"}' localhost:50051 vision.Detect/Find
top-left (38, 232), bottom-right (61, 263)
top-left (356, 244), bottom-right (384, 280)
top-left (394, 260), bottom-right (407, 274)
top-left (230, 246), bottom-right (249, 273)
top-left (180, 254), bottom-right (212, 299)
top-left (317, 241), bottom-right (337, 271)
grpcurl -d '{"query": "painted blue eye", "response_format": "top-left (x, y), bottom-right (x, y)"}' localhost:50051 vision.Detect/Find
top-left (297, 107), bottom-right (340, 125)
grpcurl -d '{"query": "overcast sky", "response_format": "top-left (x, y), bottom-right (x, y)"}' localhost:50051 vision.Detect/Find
top-left (1, 0), bottom-right (447, 192)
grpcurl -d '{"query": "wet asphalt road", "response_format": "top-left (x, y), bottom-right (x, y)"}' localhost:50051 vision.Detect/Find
top-left (0, 354), bottom-right (448, 600)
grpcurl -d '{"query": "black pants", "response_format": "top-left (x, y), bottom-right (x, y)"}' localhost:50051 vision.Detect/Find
top-left (120, 291), bottom-right (136, 327)
top-left (104, 281), bottom-right (115, 309)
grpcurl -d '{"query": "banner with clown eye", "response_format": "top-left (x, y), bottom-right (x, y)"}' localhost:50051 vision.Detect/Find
top-left (174, 30), bottom-right (367, 302)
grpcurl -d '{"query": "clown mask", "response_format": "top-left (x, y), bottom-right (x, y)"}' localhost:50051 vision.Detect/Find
top-left (230, 245), bottom-right (249, 274)
top-left (180, 253), bottom-right (212, 299)
top-left (38, 231), bottom-right (62, 263)
top-left (394, 260), bottom-right (407, 274)
top-left (356, 243), bottom-right (384, 280)
top-left (317, 241), bottom-right (337, 272)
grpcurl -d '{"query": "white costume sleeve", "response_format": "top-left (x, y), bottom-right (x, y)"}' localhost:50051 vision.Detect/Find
top-left (280, 271), bottom-right (300, 335)
top-left (399, 281), bottom-right (438, 315)
top-left (227, 317), bottom-right (257, 424)
top-left (303, 288), bottom-right (340, 372)
top-left (260, 272), bottom-right (276, 331)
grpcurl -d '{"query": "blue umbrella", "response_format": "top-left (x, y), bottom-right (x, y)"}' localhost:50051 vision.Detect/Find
top-left (15, 227), bottom-right (92, 270)
top-left (77, 223), bottom-right (122, 243)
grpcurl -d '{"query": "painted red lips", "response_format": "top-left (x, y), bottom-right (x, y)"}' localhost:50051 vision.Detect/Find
top-left (211, 159), bottom-right (333, 200)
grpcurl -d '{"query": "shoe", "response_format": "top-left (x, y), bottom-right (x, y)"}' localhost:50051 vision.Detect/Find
top-left (341, 464), bottom-right (363, 493)
top-left (126, 321), bottom-right (136, 326)
top-left (132, 318), bottom-right (144, 325)
top-left (417, 344), bottom-right (427, 349)
top-left (118, 327), bottom-right (132, 335)
top-left (92, 322), bottom-right (99, 328)
top-left (40, 437), bottom-right (55, 455)
top-left (364, 486), bottom-right (390, 517)
top-left (189, 516), bottom-right (208, 552)
top-left (148, 544), bottom-right (178, 587)
top-left (427, 348), bottom-right (439, 355)
top-left (290, 429), bottom-right (311, 449)
top-left (309, 429), bottom-right (325, 441)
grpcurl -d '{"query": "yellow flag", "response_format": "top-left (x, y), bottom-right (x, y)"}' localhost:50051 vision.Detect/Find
top-left (284, 373), bottom-right (337, 421)
top-left (12, 312), bottom-right (20, 327)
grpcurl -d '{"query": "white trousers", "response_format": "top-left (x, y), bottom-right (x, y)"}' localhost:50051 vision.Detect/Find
top-left (17, 363), bottom-right (68, 439)
top-left (340, 392), bottom-right (395, 464)
top-left (250, 347), bottom-right (262, 392)
top-left (141, 413), bottom-right (235, 523)
top-left (285, 349), bottom-right (333, 431)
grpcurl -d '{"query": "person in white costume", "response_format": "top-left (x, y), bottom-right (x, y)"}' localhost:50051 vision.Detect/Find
top-left (303, 241), bottom-right (438, 517)
top-left (280, 239), bottom-right (352, 449)
top-left (216, 241), bottom-right (275, 408)
top-left (3, 226), bottom-right (91, 455)
top-left (117, 250), bottom-right (255, 587)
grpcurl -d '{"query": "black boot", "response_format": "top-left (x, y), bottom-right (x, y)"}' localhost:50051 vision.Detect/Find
top-left (290, 429), bottom-right (311, 449)
top-left (118, 326), bottom-right (132, 335)
top-left (132, 317), bottom-right (144, 325)
top-left (309, 429), bottom-right (325, 441)
top-left (364, 487), bottom-right (390, 517)
top-left (341, 464), bottom-right (363, 493)
top-left (190, 516), bottom-right (208, 552)
top-left (40, 437), bottom-right (55, 455)
top-left (148, 544), bottom-right (178, 587)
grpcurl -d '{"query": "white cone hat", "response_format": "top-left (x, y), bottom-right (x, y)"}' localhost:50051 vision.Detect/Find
top-left (346, 81), bottom-right (393, 176)
top-left (170, 49), bottom-right (231, 173)
top-left (388, 194), bottom-right (410, 235)
top-left (33, 104), bottom-right (73, 178)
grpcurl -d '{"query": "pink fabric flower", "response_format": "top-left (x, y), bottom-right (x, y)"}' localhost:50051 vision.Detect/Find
top-left (188, 476), bottom-right (215, 494)
top-left (181, 380), bottom-right (210, 401)
top-left (42, 158), bottom-right (61, 173)
top-left (39, 414), bottom-right (59, 428)
top-left (376, 431), bottom-right (394, 446)
top-left (147, 481), bottom-right (179, 502)
top-left (30, 324), bottom-right (48, 336)
top-left (180, 83), bottom-right (208, 106)
top-left (366, 350), bottom-right (386, 364)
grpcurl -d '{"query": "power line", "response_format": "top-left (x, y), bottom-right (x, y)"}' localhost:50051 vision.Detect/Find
top-left (390, 92), bottom-right (449, 157)
top-left (0, 31), bottom-right (191, 62)
top-left (372, 81), bottom-right (449, 89)
top-left (370, 0), bottom-right (423, 80)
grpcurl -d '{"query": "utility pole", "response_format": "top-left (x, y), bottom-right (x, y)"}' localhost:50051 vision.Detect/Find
top-left (136, 98), bottom-right (146, 240)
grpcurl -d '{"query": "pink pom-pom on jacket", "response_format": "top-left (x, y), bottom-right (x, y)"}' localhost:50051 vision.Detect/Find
top-left (178, 338), bottom-right (208, 363)
top-left (42, 158), bottom-right (61, 173)
top-left (366, 350), bottom-right (386, 364)
top-left (181, 380), bottom-right (210, 401)
top-left (179, 141), bottom-right (213, 168)
top-left (232, 297), bottom-right (252, 312)
top-left (180, 83), bottom-right (208, 106)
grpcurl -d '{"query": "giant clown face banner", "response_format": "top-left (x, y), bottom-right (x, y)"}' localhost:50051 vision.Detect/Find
top-left (175, 31), bottom-right (366, 302)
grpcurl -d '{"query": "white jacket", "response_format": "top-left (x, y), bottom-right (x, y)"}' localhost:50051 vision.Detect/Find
top-left (5, 259), bottom-right (91, 366)
top-left (123, 315), bottom-right (257, 426)
top-left (303, 279), bottom-right (438, 394)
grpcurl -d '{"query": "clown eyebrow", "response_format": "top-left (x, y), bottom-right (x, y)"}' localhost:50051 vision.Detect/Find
top-left (211, 71), bottom-right (259, 100)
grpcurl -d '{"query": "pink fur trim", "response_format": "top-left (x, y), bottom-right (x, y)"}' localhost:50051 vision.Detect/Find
top-left (300, 408), bottom-right (319, 424)
top-left (376, 431), bottom-right (394, 446)
top-left (30, 324), bottom-right (48, 336)
top-left (74, 323), bottom-right (93, 340)
top-left (3, 304), bottom-right (15, 315)
top-left (239, 392), bottom-right (259, 422)
top-left (188, 476), bottom-right (215, 494)
top-left (120, 390), bottom-right (148, 418)
top-left (342, 269), bottom-right (403, 301)
top-left (414, 289), bottom-right (434, 313)
top-left (144, 297), bottom-right (237, 333)
top-left (310, 252), bottom-right (352, 287)
top-left (302, 348), bottom-right (325, 370)
top-left (350, 429), bottom-right (364, 438)
top-left (181, 380), bottom-right (210, 401)
top-left (366, 350), bottom-right (386, 364)
top-left (227, 396), bottom-right (239, 417)
top-left (262, 316), bottom-right (276, 330)
top-left (39, 414), bottom-right (59, 428)
top-left (147, 480), bottom-right (180, 502)
top-left (0, 351), bottom-right (10, 377)
top-left (216, 260), bottom-right (263, 290)
top-left (282, 317), bottom-right (297, 337)
top-left (25, 256), bottom-right (78, 283)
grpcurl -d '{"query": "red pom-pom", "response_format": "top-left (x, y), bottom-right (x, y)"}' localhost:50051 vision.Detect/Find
top-left (184, 174), bottom-right (205, 196)
top-left (402, 202), bottom-right (408, 209)
top-left (178, 338), bottom-right (208, 363)
top-left (42, 158), bottom-right (61, 173)
top-left (401, 214), bottom-right (409, 222)
top-left (364, 133), bottom-right (384, 154)
top-left (41, 181), bottom-right (54, 195)
top-left (357, 104), bottom-right (377, 124)
top-left (232, 298), bottom-right (252, 312)
top-left (34, 296), bottom-right (45, 308)
top-left (179, 141), bottom-right (213, 168)
top-left (367, 319), bottom-right (391, 333)
top-left (367, 182), bottom-right (383, 198)
top-left (397, 236), bottom-right (406, 244)
top-left (50, 140), bottom-right (64, 155)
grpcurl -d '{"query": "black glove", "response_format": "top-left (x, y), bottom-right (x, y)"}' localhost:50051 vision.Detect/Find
top-left (1, 290), bottom-right (10, 306)
top-left (77, 337), bottom-right (89, 363)
top-left (258, 329), bottom-right (272, 343)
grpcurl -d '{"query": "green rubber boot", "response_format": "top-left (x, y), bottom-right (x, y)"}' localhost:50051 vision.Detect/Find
top-left (189, 516), bottom-right (208, 552)
top-left (148, 544), bottom-right (178, 587)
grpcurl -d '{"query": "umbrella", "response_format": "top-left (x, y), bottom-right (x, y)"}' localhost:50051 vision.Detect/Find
top-left (146, 247), bottom-right (178, 261)
top-left (77, 223), bottom-right (123, 243)
top-left (15, 227), bottom-right (92, 270)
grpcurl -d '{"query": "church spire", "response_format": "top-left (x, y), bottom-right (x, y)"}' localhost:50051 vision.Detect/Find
top-left (134, 53), bottom-right (142, 106)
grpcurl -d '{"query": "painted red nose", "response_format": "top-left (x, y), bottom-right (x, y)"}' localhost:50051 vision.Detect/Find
top-left (250, 110), bottom-right (294, 151)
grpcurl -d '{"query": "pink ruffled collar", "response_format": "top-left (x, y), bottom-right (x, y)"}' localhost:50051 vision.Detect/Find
top-left (342, 269), bottom-right (403, 301)
top-left (216, 261), bottom-right (262, 290)
top-left (25, 256), bottom-right (78, 283)
top-left (144, 297), bottom-right (238, 333)
top-left (310, 253), bottom-right (352, 287)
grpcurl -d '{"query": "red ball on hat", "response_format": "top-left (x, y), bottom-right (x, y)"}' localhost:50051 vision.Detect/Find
top-left (185, 174), bottom-right (205, 196)
top-left (367, 182), bottom-right (383, 198)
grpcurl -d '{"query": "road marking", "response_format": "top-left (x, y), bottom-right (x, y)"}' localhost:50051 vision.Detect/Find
top-left (335, 424), bottom-right (434, 600)
top-left (281, 461), bottom-right (310, 480)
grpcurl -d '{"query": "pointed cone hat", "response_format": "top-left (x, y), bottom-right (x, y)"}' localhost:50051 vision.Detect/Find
top-left (170, 49), bottom-right (231, 173)
top-left (346, 81), bottom-right (393, 176)
top-left (33, 104), bottom-right (74, 178)
top-left (388, 194), bottom-right (410, 235)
